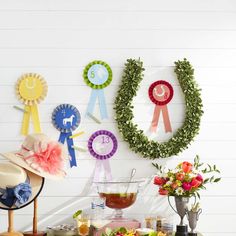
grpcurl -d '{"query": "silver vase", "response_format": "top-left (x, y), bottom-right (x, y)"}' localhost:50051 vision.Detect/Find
top-left (186, 208), bottom-right (202, 233)
top-left (168, 196), bottom-right (190, 225)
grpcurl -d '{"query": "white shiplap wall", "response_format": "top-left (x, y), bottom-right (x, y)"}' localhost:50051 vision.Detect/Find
top-left (0, 0), bottom-right (236, 235)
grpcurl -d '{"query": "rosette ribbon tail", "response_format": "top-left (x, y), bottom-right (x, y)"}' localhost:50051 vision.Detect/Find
top-left (21, 104), bottom-right (41, 135)
top-left (86, 89), bottom-right (108, 119)
top-left (59, 132), bottom-right (77, 168)
top-left (151, 105), bottom-right (172, 133)
top-left (93, 159), bottom-right (112, 182)
top-left (97, 89), bottom-right (108, 119)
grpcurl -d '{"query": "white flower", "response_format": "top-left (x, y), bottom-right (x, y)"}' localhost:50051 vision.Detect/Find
top-left (161, 172), bottom-right (168, 178)
top-left (173, 168), bottom-right (179, 173)
top-left (188, 172), bottom-right (196, 179)
top-left (169, 177), bottom-right (174, 182)
top-left (176, 187), bottom-right (184, 196)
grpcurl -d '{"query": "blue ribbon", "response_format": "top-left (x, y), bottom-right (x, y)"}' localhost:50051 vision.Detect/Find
top-left (91, 202), bottom-right (105, 209)
top-left (0, 177), bottom-right (32, 208)
top-left (86, 89), bottom-right (108, 119)
top-left (59, 132), bottom-right (77, 168)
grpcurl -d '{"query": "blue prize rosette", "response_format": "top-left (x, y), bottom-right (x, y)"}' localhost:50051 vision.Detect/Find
top-left (52, 104), bottom-right (81, 167)
top-left (83, 60), bottom-right (112, 120)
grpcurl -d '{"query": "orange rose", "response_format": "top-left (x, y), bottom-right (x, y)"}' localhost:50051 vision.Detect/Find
top-left (182, 161), bottom-right (193, 173)
top-left (171, 182), bottom-right (178, 189)
top-left (176, 172), bottom-right (185, 181)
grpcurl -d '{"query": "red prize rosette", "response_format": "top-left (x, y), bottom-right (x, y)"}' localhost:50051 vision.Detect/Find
top-left (148, 80), bottom-right (174, 133)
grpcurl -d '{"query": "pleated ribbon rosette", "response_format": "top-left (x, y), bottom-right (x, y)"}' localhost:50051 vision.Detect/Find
top-left (149, 80), bottom-right (174, 133)
top-left (16, 73), bottom-right (48, 135)
top-left (83, 60), bottom-right (112, 120)
top-left (88, 130), bottom-right (118, 181)
top-left (52, 104), bottom-right (81, 168)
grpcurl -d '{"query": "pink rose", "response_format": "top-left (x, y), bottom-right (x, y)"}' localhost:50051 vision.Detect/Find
top-left (196, 174), bottom-right (203, 182)
top-left (191, 177), bottom-right (202, 188)
top-left (182, 182), bottom-right (192, 191)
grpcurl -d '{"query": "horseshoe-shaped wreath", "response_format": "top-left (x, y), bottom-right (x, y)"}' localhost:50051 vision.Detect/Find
top-left (114, 58), bottom-right (203, 159)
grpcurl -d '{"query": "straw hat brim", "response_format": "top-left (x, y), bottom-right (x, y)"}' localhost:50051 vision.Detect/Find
top-left (1, 151), bottom-right (65, 180)
top-left (0, 169), bottom-right (44, 210)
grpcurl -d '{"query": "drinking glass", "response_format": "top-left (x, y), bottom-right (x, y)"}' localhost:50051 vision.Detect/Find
top-left (76, 213), bottom-right (90, 236)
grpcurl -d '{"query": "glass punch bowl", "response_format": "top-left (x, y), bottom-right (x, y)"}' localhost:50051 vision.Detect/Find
top-left (94, 178), bottom-right (145, 220)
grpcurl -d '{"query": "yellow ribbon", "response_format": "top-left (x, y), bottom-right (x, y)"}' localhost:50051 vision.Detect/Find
top-left (69, 131), bottom-right (85, 139)
top-left (16, 73), bottom-right (47, 136)
top-left (21, 105), bottom-right (41, 135)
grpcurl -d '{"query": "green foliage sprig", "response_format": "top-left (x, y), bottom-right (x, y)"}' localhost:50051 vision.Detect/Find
top-left (114, 58), bottom-right (203, 159)
top-left (193, 155), bottom-right (221, 185)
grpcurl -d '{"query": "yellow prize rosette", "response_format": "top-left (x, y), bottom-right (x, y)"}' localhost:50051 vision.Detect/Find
top-left (16, 73), bottom-right (48, 135)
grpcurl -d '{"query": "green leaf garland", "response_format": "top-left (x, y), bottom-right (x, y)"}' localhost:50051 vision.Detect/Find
top-left (114, 58), bottom-right (203, 159)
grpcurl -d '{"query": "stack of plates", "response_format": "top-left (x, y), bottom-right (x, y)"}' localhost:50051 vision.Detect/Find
top-left (47, 224), bottom-right (77, 236)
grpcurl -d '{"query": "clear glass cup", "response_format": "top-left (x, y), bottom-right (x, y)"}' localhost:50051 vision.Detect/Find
top-left (91, 196), bottom-right (105, 220)
top-left (76, 213), bottom-right (90, 236)
top-left (90, 196), bottom-right (107, 229)
top-left (144, 215), bottom-right (156, 229)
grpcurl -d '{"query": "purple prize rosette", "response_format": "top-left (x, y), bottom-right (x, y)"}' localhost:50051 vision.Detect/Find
top-left (88, 130), bottom-right (118, 181)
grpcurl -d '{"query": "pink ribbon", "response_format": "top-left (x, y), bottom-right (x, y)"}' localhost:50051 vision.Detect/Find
top-left (151, 104), bottom-right (172, 133)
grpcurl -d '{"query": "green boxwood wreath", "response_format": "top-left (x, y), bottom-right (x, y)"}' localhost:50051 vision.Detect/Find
top-left (114, 58), bottom-right (203, 159)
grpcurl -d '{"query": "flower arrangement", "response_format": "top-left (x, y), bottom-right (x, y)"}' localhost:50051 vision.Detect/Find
top-left (153, 155), bottom-right (221, 198)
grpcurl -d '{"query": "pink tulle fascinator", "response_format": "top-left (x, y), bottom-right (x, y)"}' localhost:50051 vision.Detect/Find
top-left (1, 133), bottom-right (67, 180)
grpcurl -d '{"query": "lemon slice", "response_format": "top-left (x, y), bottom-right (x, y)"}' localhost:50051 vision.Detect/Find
top-left (73, 210), bottom-right (82, 219)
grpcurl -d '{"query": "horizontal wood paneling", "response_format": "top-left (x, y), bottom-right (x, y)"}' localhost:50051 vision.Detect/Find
top-left (0, 67), bottom-right (236, 87)
top-left (0, 84), bottom-right (235, 105)
top-left (0, 49), bottom-right (236, 67)
top-left (0, 1), bottom-right (235, 235)
top-left (0, 140), bottom-right (235, 161)
top-left (1, 103), bottom-right (235, 124)
top-left (0, 122), bottom-right (235, 142)
top-left (0, 30), bottom-right (236, 48)
top-left (0, 0), bottom-right (235, 12)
